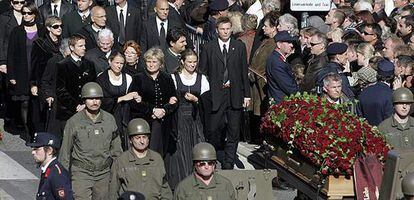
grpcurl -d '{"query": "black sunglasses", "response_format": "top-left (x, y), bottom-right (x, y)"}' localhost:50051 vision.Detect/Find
top-left (12, 1), bottom-right (25, 4)
top-left (196, 161), bottom-right (216, 167)
top-left (22, 11), bottom-right (34, 15)
top-left (309, 42), bottom-right (321, 47)
top-left (362, 31), bottom-right (374, 36)
top-left (51, 24), bottom-right (62, 29)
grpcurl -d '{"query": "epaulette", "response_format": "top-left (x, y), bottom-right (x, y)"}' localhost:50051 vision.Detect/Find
top-left (55, 164), bottom-right (62, 175)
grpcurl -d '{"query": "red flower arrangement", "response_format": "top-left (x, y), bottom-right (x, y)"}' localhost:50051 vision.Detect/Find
top-left (260, 92), bottom-right (390, 177)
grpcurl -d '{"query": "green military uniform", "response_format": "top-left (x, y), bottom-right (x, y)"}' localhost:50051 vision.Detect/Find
top-left (109, 149), bottom-right (173, 200)
top-left (174, 173), bottom-right (235, 200)
top-left (59, 110), bottom-right (122, 200)
top-left (378, 116), bottom-right (414, 149)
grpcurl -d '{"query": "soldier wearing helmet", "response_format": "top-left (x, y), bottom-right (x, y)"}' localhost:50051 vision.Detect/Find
top-left (174, 142), bottom-right (235, 200)
top-left (59, 82), bottom-right (122, 200)
top-left (402, 172), bottom-right (414, 200)
top-left (109, 118), bottom-right (172, 200)
top-left (378, 87), bottom-right (414, 149)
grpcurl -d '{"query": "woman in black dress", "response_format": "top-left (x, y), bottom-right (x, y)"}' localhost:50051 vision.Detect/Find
top-left (96, 52), bottom-right (138, 150)
top-left (7, 2), bottom-right (45, 141)
top-left (122, 40), bottom-right (145, 76)
top-left (165, 48), bottom-right (209, 189)
top-left (128, 47), bottom-right (178, 157)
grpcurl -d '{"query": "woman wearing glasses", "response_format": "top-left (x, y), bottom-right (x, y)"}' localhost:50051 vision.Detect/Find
top-left (122, 40), bottom-right (145, 76)
top-left (31, 16), bottom-right (62, 133)
top-left (7, 2), bottom-right (46, 141)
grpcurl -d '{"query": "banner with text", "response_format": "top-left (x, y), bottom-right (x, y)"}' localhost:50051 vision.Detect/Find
top-left (290, 0), bottom-right (332, 11)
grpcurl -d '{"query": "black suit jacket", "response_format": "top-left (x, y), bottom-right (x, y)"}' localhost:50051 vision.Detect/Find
top-left (163, 48), bottom-right (180, 74)
top-left (56, 57), bottom-right (96, 120)
top-left (199, 39), bottom-right (250, 111)
top-left (39, 1), bottom-right (74, 22)
top-left (0, 11), bottom-right (19, 65)
top-left (139, 14), bottom-right (184, 53)
top-left (61, 10), bottom-right (92, 38)
top-left (106, 5), bottom-right (142, 44)
top-left (168, 5), bottom-right (185, 27)
top-left (77, 25), bottom-right (100, 51)
top-left (85, 47), bottom-right (118, 75)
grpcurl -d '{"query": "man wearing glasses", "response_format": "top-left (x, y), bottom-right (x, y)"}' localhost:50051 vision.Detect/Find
top-left (360, 23), bottom-right (383, 52)
top-left (302, 32), bottom-right (328, 92)
top-left (174, 142), bottom-right (235, 200)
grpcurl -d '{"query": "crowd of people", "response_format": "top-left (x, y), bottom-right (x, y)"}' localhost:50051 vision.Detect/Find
top-left (1, 0), bottom-right (414, 198)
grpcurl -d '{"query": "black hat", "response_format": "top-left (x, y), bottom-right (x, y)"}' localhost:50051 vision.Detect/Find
top-left (208, 0), bottom-right (229, 11)
top-left (118, 191), bottom-right (145, 200)
top-left (274, 31), bottom-right (297, 43)
top-left (27, 132), bottom-right (60, 149)
top-left (326, 42), bottom-right (348, 55)
top-left (377, 59), bottom-right (394, 76)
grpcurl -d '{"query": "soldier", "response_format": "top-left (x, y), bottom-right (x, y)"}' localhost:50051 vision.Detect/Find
top-left (109, 118), bottom-right (173, 200)
top-left (174, 142), bottom-right (235, 200)
top-left (378, 87), bottom-right (414, 149)
top-left (27, 132), bottom-right (73, 200)
top-left (402, 172), bottom-right (414, 200)
top-left (59, 82), bottom-right (122, 200)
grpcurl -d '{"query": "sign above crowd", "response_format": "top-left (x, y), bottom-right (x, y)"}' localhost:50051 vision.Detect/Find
top-left (290, 0), bottom-right (332, 11)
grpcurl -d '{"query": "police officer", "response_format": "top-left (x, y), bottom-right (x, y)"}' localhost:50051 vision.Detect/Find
top-left (174, 142), bottom-right (235, 200)
top-left (109, 118), bottom-right (173, 200)
top-left (402, 172), bottom-right (414, 200)
top-left (378, 87), bottom-right (414, 149)
top-left (27, 132), bottom-right (73, 200)
top-left (59, 82), bottom-right (122, 200)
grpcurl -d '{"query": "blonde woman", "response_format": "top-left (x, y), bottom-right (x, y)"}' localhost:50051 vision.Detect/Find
top-left (356, 43), bottom-right (375, 68)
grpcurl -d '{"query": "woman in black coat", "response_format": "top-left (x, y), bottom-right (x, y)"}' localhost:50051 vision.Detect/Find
top-left (128, 47), bottom-right (178, 157)
top-left (122, 40), bottom-right (145, 76)
top-left (7, 2), bottom-right (46, 141)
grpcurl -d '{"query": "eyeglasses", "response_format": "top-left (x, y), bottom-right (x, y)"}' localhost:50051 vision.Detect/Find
top-left (50, 24), bottom-right (62, 29)
top-left (196, 161), bottom-right (216, 167)
top-left (22, 11), bottom-right (34, 15)
top-left (309, 42), bottom-right (321, 47)
top-left (12, 1), bottom-right (25, 4)
top-left (361, 31), bottom-right (374, 36)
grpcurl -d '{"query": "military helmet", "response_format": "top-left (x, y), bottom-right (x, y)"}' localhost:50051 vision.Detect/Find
top-left (393, 87), bottom-right (414, 103)
top-left (81, 82), bottom-right (103, 99)
top-left (402, 172), bottom-right (414, 196)
top-left (127, 118), bottom-right (151, 136)
top-left (192, 142), bottom-right (217, 161)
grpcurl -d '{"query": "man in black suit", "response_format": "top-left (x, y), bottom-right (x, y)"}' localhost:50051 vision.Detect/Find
top-left (55, 34), bottom-right (96, 132)
top-left (199, 17), bottom-right (250, 169)
top-left (166, 0), bottom-right (185, 26)
top-left (164, 27), bottom-right (186, 73)
top-left (61, 0), bottom-right (92, 38)
top-left (77, 6), bottom-right (109, 51)
top-left (38, 0), bottom-right (74, 22)
top-left (106, 0), bottom-right (142, 46)
top-left (139, 0), bottom-right (184, 53)
top-left (85, 28), bottom-right (118, 74)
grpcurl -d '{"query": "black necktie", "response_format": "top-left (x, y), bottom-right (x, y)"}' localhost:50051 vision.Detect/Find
top-left (119, 9), bottom-right (125, 45)
top-left (160, 22), bottom-right (166, 48)
top-left (223, 44), bottom-right (228, 83)
top-left (53, 4), bottom-right (58, 16)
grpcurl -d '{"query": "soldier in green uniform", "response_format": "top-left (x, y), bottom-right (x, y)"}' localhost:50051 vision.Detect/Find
top-left (109, 118), bottom-right (173, 200)
top-left (378, 87), bottom-right (414, 149)
top-left (59, 82), bottom-right (122, 200)
top-left (174, 142), bottom-right (235, 200)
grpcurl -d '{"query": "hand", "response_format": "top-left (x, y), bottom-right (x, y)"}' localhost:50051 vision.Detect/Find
top-left (406, 76), bottom-right (413, 88)
top-left (134, 94), bottom-right (142, 103)
top-left (184, 92), bottom-right (198, 102)
top-left (76, 104), bottom-right (85, 112)
top-left (196, 27), bottom-right (203, 34)
top-left (153, 108), bottom-right (166, 119)
top-left (169, 96), bottom-right (178, 104)
top-left (31, 86), bottom-right (38, 96)
top-left (243, 98), bottom-right (251, 108)
top-left (46, 97), bottom-right (54, 107)
top-left (10, 79), bottom-right (16, 85)
top-left (118, 92), bottom-right (139, 102)
top-left (0, 65), bottom-right (7, 74)
top-left (393, 76), bottom-right (403, 90)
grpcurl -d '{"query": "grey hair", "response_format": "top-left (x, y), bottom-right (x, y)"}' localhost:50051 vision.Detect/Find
top-left (279, 14), bottom-right (299, 36)
top-left (262, 0), bottom-right (280, 12)
top-left (323, 73), bottom-right (342, 87)
top-left (354, 0), bottom-right (373, 12)
top-left (97, 28), bottom-right (114, 42)
top-left (59, 38), bottom-right (70, 55)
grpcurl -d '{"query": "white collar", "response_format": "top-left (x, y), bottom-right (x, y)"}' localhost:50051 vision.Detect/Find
top-left (116, 2), bottom-right (128, 11)
top-left (168, 48), bottom-right (180, 57)
top-left (51, 0), bottom-right (61, 6)
top-left (70, 54), bottom-right (81, 62)
top-left (156, 16), bottom-right (168, 25)
top-left (91, 24), bottom-right (102, 32)
top-left (78, 9), bottom-right (90, 17)
top-left (218, 38), bottom-right (230, 51)
top-left (41, 157), bottom-right (56, 173)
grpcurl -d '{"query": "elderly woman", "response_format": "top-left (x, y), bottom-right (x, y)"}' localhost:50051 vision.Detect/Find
top-left (165, 48), bottom-right (209, 189)
top-left (96, 52), bottom-right (137, 150)
top-left (122, 40), bottom-right (144, 76)
top-left (128, 47), bottom-right (178, 157)
top-left (7, 2), bottom-right (46, 141)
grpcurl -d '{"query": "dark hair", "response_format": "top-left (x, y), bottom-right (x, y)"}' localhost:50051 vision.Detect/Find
top-left (356, 10), bottom-right (375, 24)
top-left (22, 2), bottom-right (40, 21)
top-left (364, 23), bottom-right (382, 38)
top-left (108, 52), bottom-right (125, 62)
top-left (216, 16), bottom-right (232, 28)
top-left (166, 28), bottom-right (187, 47)
top-left (263, 10), bottom-right (280, 27)
top-left (43, 146), bottom-right (59, 157)
top-left (400, 4), bottom-right (414, 16)
top-left (68, 34), bottom-right (86, 47)
top-left (402, 16), bottom-right (414, 31)
top-left (177, 48), bottom-right (198, 73)
top-left (397, 55), bottom-right (413, 68)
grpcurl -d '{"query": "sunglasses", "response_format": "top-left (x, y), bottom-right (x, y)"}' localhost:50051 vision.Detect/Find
top-left (362, 31), bottom-right (374, 36)
top-left (12, 1), bottom-right (25, 4)
top-left (309, 42), bottom-right (321, 47)
top-left (196, 161), bottom-right (216, 167)
top-left (22, 11), bottom-right (34, 15)
top-left (50, 24), bottom-right (62, 29)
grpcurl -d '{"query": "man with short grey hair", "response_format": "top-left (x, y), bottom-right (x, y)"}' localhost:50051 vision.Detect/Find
top-left (77, 6), bottom-right (109, 51)
top-left (85, 28), bottom-right (117, 74)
